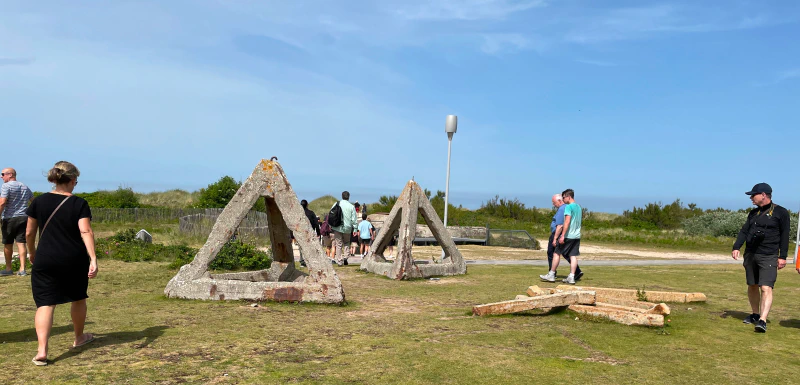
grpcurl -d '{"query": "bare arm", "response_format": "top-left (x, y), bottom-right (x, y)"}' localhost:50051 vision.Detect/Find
top-left (79, 218), bottom-right (98, 278)
top-left (25, 217), bottom-right (38, 263)
top-left (560, 216), bottom-right (571, 243)
top-left (0, 197), bottom-right (6, 214)
top-left (553, 224), bottom-right (563, 242)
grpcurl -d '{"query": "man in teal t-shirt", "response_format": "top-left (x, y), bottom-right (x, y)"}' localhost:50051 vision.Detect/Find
top-left (557, 189), bottom-right (582, 284)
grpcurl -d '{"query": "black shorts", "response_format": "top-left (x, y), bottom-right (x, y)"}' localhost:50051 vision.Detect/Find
top-left (560, 238), bottom-right (580, 257)
top-left (1, 216), bottom-right (27, 245)
top-left (744, 252), bottom-right (779, 287)
top-left (360, 238), bottom-right (372, 246)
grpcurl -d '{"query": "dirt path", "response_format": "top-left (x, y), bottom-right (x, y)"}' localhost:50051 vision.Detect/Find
top-left (291, 241), bottom-right (731, 262)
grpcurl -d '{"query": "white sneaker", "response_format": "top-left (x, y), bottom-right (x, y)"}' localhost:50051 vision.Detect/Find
top-left (539, 271), bottom-right (556, 282)
top-left (562, 274), bottom-right (576, 284)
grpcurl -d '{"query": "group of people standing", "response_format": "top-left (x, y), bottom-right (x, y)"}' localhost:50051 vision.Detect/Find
top-left (1, 162), bottom-right (98, 365)
top-left (297, 191), bottom-right (375, 267)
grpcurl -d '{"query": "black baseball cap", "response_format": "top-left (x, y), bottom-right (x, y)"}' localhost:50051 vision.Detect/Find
top-left (745, 183), bottom-right (772, 195)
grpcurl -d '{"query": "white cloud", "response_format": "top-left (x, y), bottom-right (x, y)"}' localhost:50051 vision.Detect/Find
top-left (565, 4), bottom-right (783, 44)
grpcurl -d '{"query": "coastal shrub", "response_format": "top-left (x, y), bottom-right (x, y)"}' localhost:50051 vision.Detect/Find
top-left (96, 229), bottom-right (271, 271)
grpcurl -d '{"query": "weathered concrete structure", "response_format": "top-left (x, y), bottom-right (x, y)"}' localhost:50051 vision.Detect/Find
top-left (359, 180), bottom-right (467, 280)
top-left (527, 286), bottom-right (671, 315)
top-left (473, 291), bottom-right (597, 316)
top-left (164, 159), bottom-right (345, 304)
top-left (554, 285), bottom-right (706, 303)
top-left (567, 304), bottom-right (665, 327)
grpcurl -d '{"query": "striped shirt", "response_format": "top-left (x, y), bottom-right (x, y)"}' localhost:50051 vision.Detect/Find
top-left (1, 181), bottom-right (33, 219)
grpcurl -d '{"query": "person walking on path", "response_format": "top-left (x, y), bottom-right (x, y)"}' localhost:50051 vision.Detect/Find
top-left (541, 193), bottom-right (582, 282)
top-left (330, 191), bottom-right (357, 266)
top-left (732, 183), bottom-right (790, 333)
top-left (298, 199), bottom-right (320, 267)
top-left (541, 189), bottom-right (582, 284)
top-left (357, 213), bottom-right (375, 256)
top-left (25, 161), bottom-right (98, 366)
top-left (1, 167), bottom-right (34, 276)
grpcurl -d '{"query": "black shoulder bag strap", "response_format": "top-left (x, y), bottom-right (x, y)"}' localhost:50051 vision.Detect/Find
top-left (40, 196), bottom-right (71, 239)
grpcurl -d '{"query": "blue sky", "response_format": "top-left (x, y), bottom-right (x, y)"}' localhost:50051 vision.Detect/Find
top-left (1, 0), bottom-right (799, 213)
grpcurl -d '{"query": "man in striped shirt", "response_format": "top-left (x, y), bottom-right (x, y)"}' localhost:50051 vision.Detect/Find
top-left (1, 168), bottom-right (34, 276)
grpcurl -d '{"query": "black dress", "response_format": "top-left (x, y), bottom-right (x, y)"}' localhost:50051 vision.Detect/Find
top-left (26, 193), bottom-right (92, 307)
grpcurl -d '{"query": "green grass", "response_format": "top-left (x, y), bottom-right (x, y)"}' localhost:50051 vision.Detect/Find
top-left (2, 261), bottom-right (800, 384)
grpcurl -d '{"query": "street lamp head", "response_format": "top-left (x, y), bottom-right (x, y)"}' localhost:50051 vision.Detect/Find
top-left (445, 115), bottom-right (458, 136)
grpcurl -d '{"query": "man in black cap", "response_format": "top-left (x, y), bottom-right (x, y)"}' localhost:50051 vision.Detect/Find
top-left (732, 183), bottom-right (790, 333)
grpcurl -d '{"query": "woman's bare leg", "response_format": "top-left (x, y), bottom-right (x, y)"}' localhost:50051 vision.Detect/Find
top-left (71, 299), bottom-right (91, 346)
top-left (34, 305), bottom-right (56, 360)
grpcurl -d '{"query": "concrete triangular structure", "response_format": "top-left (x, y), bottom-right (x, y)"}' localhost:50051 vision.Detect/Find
top-left (360, 180), bottom-right (466, 280)
top-left (165, 159), bottom-right (345, 304)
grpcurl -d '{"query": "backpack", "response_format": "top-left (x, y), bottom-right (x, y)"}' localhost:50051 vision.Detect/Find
top-left (327, 202), bottom-right (343, 228)
top-left (320, 218), bottom-right (332, 236)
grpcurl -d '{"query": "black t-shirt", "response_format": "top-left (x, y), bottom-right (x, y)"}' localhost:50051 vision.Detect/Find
top-left (733, 203), bottom-right (791, 259)
top-left (26, 193), bottom-right (92, 267)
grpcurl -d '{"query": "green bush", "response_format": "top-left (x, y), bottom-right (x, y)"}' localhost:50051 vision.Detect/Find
top-left (96, 229), bottom-right (271, 271)
top-left (683, 210), bottom-right (798, 239)
top-left (96, 229), bottom-right (197, 263)
top-left (169, 238), bottom-right (271, 271)
top-left (618, 199), bottom-right (703, 230)
top-left (682, 211), bottom-right (748, 237)
top-left (77, 187), bottom-right (141, 208)
top-left (194, 176), bottom-right (266, 212)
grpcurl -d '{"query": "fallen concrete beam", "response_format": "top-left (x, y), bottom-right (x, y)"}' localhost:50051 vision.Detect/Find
top-left (526, 285), bottom-right (559, 297)
top-left (568, 304), bottom-right (665, 326)
top-left (527, 286), bottom-right (671, 315)
top-left (595, 298), bottom-right (670, 316)
top-left (473, 291), bottom-right (596, 316)
top-left (556, 285), bottom-right (706, 303)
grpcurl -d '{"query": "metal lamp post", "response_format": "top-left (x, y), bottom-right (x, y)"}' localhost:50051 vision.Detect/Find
top-left (443, 115), bottom-right (457, 260)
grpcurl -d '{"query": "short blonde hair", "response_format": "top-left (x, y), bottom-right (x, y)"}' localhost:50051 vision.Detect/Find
top-left (47, 161), bottom-right (80, 185)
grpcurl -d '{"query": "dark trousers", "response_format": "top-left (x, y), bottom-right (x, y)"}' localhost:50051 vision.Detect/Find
top-left (547, 232), bottom-right (582, 275)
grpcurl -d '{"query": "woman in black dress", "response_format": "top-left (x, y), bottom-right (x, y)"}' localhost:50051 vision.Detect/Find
top-left (25, 161), bottom-right (98, 366)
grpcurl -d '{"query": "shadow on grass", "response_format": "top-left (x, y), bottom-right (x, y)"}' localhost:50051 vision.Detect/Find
top-left (779, 319), bottom-right (800, 329)
top-left (0, 322), bottom-right (95, 343)
top-left (720, 310), bottom-right (750, 321)
top-left (51, 325), bottom-right (170, 363)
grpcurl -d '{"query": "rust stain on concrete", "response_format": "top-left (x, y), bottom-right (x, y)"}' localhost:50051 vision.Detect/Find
top-left (263, 287), bottom-right (304, 302)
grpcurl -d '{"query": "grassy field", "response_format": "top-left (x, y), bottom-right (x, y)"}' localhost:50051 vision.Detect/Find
top-left (2, 261), bottom-right (800, 384)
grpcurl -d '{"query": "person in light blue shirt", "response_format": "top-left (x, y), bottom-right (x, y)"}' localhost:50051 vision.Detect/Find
top-left (542, 194), bottom-right (582, 282)
top-left (330, 191), bottom-right (358, 266)
top-left (357, 213), bottom-right (374, 256)
top-left (541, 189), bottom-right (583, 285)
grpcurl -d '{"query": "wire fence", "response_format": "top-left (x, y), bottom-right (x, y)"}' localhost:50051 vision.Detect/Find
top-left (179, 209), bottom-right (270, 243)
top-left (91, 208), bottom-right (208, 223)
top-left (487, 229), bottom-right (539, 249)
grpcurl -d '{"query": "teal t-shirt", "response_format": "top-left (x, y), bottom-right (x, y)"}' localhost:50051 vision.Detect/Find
top-left (563, 202), bottom-right (582, 239)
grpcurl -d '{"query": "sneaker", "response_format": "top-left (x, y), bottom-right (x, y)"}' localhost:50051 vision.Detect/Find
top-left (755, 319), bottom-right (767, 333)
top-left (0, 270), bottom-right (13, 276)
top-left (562, 275), bottom-right (576, 284)
top-left (539, 271), bottom-right (556, 282)
top-left (743, 313), bottom-right (759, 325)
top-left (575, 271), bottom-right (584, 281)
top-left (17, 271), bottom-right (27, 276)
